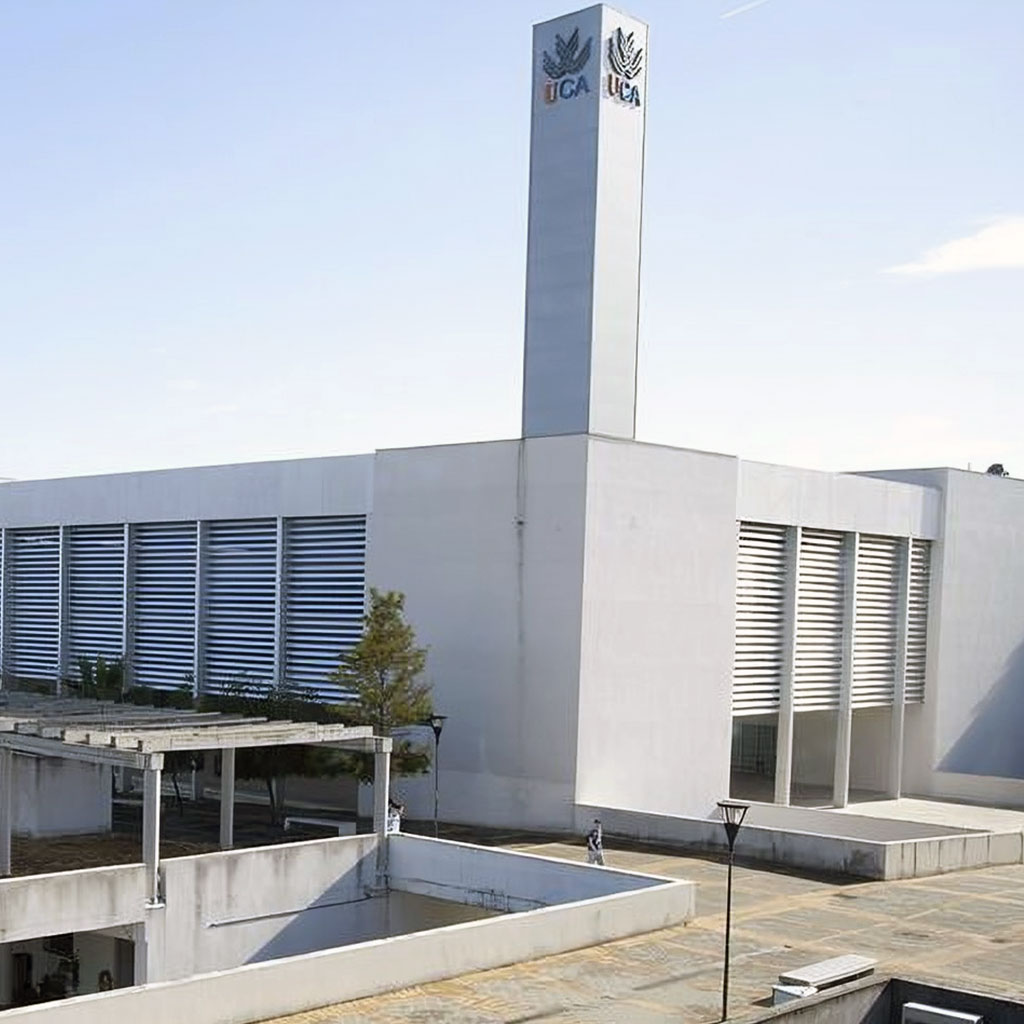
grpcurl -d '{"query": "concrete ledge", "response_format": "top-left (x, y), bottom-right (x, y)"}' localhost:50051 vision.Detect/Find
top-left (581, 804), bottom-right (1023, 880)
top-left (0, 863), bottom-right (145, 943)
top-left (0, 873), bottom-right (695, 1024)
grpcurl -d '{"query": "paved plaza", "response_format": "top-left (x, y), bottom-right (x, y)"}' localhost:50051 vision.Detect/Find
top-left (260, 836), bottom-right (1024, 1024)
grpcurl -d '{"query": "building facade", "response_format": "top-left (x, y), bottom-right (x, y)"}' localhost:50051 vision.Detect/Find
top-left (2, 4), bottom-right (1024, 832)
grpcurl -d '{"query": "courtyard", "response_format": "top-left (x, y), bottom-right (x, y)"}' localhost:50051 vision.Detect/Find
top-left (259, 836), bottom-right (1024, 1024)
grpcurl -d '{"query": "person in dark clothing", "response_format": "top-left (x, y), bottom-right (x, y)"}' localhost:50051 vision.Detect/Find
top-left (586, 818), bottom-right (605, 865)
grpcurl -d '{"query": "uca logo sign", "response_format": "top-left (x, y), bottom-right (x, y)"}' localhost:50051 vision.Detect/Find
top-left (606, 27), bottom-right (643, 108)
top-left (541, 27), bottom-right (592, 104)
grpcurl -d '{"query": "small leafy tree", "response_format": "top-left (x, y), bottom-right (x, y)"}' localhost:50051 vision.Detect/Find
top-left (199, 677), bottom-right (349, 824)
top-left (330, 588), bottom-right (433, 781)
top-left (70, 655), bottom-right (126, 701)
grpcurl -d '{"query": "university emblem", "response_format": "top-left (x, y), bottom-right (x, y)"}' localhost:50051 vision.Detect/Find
top-left (541, 27), bottom-right (593, 104)
top-left (607, 27), bottom-right (643, 107)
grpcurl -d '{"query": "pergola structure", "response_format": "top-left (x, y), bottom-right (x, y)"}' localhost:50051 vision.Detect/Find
top-left (0, 693), bottom-right (392, 901)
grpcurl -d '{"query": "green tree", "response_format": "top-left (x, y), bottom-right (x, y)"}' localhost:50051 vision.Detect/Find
top-left (69, 655), bottom-right (126, 701)
top-left (330, 588), bottom-right (433, 780)
top-left (199, 677), bottom-right (349, 824)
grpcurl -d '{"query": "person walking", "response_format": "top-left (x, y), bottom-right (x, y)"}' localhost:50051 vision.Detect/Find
top-left (386, 797), bottom-right (404, 834)
top-left (586, 818), bottom-right (605, 865)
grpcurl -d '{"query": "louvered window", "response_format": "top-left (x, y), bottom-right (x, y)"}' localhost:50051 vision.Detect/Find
top-left (794, 529), bottom-right (845, 711)
top-left (852, 534), bottom-right (901, 707)
top-left (133, 522), bottom-right (197, 690)
top-left (203, 519), bottom-right (277, 693)
top-left (905, 539), bottom-right (930, 703)
top-left (733, 523), bottom-right (788, 715)
top-left (67, 525), bottom-right (125, 671)
top-left (283, 516), bottom-right (366, 702)
top-left (5, 527), bottom-right (60, 682)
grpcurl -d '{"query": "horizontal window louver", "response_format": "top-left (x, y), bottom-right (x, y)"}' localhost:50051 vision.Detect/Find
top-left (794, 529), bottom-right (845, 711)
top-left (905, 539), bottom-right (930, 704)
top-left (6, 527), bottom-right (60, 682)
top-left (204, 519), bottom-right (276, 694)
top-left (67, 525), bottom-right (125, 672)
top-left (283, 516), bottom-right (366, 702)
top-left (733, 522), bottom-right (787, 715)
top-left (132, 522), bottom-right (197, 691)
top-left (852, 534), bottom-right (901, 708)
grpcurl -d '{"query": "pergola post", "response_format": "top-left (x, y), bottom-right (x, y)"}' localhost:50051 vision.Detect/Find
top-left (219, 748), bottom-right (235, 850)
top-left (142, 760), bottom-right (163, 905)
top-left (373, 737), bottom-right (392, 886)
top-left (0, 749), bottom-right (12, 877)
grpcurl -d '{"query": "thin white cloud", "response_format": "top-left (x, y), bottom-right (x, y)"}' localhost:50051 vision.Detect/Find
top-left (887, 216), bottom-right (1024, 276)
top-left (721, 0), bottom-right (773, 18)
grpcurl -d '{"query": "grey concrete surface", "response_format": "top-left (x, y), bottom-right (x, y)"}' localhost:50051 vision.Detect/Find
top-left (256, 838), bottom-right (1024, 1024)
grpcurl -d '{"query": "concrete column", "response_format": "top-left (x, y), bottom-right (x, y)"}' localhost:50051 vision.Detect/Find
top-left (889, 538), bottom-right (913, 798)
top-left (273, 517), bottom-right (285, 688)
top-left (142, 763), bottom-right (162, 905)
top-left (219, 748), bottom-right (235, 850)
top-left (373, 738), bottom-right (392, 885)
top-left (132, 922), bottom-right (148, 985)
top-left (122, 522), bottom-right (134, 690)
top-left (833, 533), bottom-right (859, 808)
top-left (0, 748), bottom-right (12, 877)
top-left (774, 526), bottom-right (801, 805)
top-left (0, 942), bottom-right (12, 1007)
top-left (56, 524), bottom-right (68, 694)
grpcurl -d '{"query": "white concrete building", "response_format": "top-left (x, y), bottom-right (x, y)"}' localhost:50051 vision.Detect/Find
top-left (2, 3), bottom-right (1024, 841)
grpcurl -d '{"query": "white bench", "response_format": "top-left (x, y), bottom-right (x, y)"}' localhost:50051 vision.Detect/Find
top-left (778, 954), bottom-right (877, 989)
top-left (283, 815), bottom-right (356, 836)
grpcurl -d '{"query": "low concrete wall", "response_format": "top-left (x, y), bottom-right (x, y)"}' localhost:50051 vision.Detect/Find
top-left (154, 833), bottom-right (379, 981)
top-left (582, 804), bottom-right (1023, 880)
top-left (389, 834), bottom-right (664, 911)
top-left (884, 830), bottom-right (1024, 879)
top-left (0, 863), bottom-right (145, 943)
top-left (0, 868), bottom-right (694, 1024)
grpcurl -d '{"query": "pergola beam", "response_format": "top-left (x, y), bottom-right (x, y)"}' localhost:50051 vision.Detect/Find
top-left (0, 733), bottom-right (160, 770)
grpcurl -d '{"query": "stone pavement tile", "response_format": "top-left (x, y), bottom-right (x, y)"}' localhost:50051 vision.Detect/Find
top-left (911, 867), bottom-right (1024, 895)
top-left (947, 948), bottom-right (1024, 993)
top-left (912, 898), bottom-right (1024, 938)
top-left (824, 883), bottom-right (963, 918)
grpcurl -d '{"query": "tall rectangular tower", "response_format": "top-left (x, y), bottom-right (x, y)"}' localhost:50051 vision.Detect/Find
top-left (522, 5), bottom-right (648, 439)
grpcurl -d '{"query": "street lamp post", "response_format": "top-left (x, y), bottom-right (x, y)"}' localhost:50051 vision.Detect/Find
top-left (717, 799), bottom-right (749, 1023)
top-left (429, 714), bottom-right (447, 838)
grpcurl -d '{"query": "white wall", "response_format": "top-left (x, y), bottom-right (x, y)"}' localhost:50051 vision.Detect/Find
top-left (738, 460), bottom-right (940, 537)
top-left (575, 439), bottom-right (738, 818)
top-left (154, 835), bottom-right (378, 982)
top-left (873, 469), bottom-right (1024, 806)
top-left (0, 454), bottom-right (372, 527)
top-left (389, 834), bottom-right (663, 912)
top-left (4, 871), bottom-right (693, 1024)
top-left (0, 865), bottom-right (144, 944)
top-left (13, 757), bottom-right (111, 836)
top-left (367, 437), bottom-right (589, 829)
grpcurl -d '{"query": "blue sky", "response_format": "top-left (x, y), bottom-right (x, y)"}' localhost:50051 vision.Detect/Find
top-left (1, 0), bottom-right (1021, 481)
